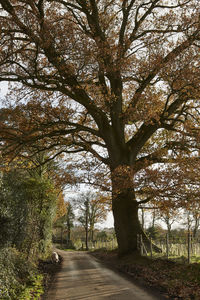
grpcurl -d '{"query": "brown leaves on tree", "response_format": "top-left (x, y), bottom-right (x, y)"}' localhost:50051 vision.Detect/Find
top-left (0, 0), bottom-right (200, 254)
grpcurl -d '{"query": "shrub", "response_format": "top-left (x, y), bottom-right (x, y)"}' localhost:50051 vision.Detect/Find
top-left (0, 247), bottom-right (44, 300)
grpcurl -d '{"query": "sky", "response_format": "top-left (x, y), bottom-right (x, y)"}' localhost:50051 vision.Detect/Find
top-left (0, 82), bottom-right (8, 98)
top-left (99, 211), bottom-right (114, 228)
top-left (0, 82), bottom-right (8, 108)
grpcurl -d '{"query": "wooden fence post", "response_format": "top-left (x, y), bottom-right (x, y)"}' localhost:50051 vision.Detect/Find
top-left (166, 233), bottom-right (169, 259)
top-left (140, 234), bottom-right (144, 255)
top-left (188, 232), bottom-right (191, 264)
top-left (137, 234), bottom-right (140, 251)
top-left (150, 238), bottom-right (153, 258)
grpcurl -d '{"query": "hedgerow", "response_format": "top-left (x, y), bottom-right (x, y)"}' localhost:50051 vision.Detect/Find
top-left (0, 247), bottom-right (44, 300)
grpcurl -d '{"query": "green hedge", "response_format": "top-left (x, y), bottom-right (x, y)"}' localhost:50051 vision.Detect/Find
top-left (0, 247), bottom-right (44, 300)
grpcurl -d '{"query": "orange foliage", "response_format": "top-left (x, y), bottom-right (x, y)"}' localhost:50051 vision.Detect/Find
top-left (54, 191), bottom-right (67, 221)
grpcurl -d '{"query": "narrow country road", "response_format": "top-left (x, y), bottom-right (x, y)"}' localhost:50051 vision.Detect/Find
top-left (45, 250), bottom-right (163, 300)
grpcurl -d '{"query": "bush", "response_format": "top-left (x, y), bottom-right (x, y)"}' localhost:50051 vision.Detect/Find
top-left (0, 247), bottom-right (44, 300)
top-left (18, 274), bottom-right (44, 300)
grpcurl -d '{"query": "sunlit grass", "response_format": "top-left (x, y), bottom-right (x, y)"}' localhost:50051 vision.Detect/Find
top-left (147, 252), bottom-right (200, 264)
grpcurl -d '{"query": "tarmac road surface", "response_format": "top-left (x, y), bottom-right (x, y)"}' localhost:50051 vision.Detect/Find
top-left (45, 250), bottom-right (164, 300)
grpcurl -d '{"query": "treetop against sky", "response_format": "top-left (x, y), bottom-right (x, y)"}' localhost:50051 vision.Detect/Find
top-left (0, 0), bottom-right (199, 161)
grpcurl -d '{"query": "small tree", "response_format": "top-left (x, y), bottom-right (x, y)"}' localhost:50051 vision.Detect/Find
top-left (65, 202), bottom-right (75, 244)
top-left (182, 202), bottom-right (200, 238)
top-left (157, 205), bottom-right (180, 237)
top-left (54, 201), bottom-right (75, 247)
top-left (188, 202), bottom-right (200, 238)
top-left (75, 191), bottom-right (108, 249)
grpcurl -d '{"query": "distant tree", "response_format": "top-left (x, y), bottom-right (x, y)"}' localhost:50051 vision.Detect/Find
top-left (53, 200), bottom-right (75, 247)
top-left (65, 202), bottom-right (75, 243)
top-left (182, 202), bottom-right (200, 238)
top-left (150, 208), bottom-right (157, 229)
top-left (96, 230), bottom-right (115, 242)
top-left (54, 192), bottom-right (67, 222)
top-left (70, 225), bottom-right (85, 246)
top-left (155, 201), bottom-right (181, 236)
top-left (75, 191), bottom-right (108, 248)
top-left (96, 231), bottom-right (109, 241)
top-left (192, 212), bottom-right (200, 239)
top-left (77, 194), bottom-right (90, 250)
top-left (187, 202), bottom-right (200, 238)
top-left (146, 225), bottom-right (166, 240)
top-left (88, 195), bottom-right (109, 243)
top-left (160, 214), bottom-right (176, 237)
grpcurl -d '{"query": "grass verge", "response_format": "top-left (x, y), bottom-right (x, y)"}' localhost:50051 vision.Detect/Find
top-left (90, 249), bottom-right (200, 299)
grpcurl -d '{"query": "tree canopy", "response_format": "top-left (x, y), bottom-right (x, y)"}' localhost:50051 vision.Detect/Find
top-left (0, 0), bottom-right (200, 255)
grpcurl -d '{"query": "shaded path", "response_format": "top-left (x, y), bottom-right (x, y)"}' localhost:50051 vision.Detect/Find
top-left (45, 250), bottom-right (163, 300)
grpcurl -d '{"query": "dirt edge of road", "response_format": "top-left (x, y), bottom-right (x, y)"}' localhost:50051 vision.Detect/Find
top-left (39, 254), bottom-right (63, 299)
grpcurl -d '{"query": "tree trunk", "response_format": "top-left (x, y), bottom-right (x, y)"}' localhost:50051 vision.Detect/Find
top-left (193, 216), bottom-right (199, 238)
top-left (112, 190), bottom-right (142, 255)
top-left (67, 220), bottom-right (71, 241)
top-left (111, 165), bottom-right (161, 256)
top-left (85, 225), bottom-right (89, 250)
top-left (111, 165), bottom-right (142, 255)
top-left (152, 209), bottom-right (156, 228)
top-left (85, 200), bottom-right (89, 250)
top-left (61, 228), bottom-right (63, 247)
top-left (167, 222), bottom-right (171, 237)
top-left (141, 208), bottom-right (145, 230)
top-left (89, 225), bottom-right (94, 244)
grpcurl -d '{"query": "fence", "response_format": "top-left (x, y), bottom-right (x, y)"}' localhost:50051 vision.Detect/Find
top-left (75, 239), bottom-right (118, 251)
top-left (88, 239), bottom-right (118, 250)
top-left (56, 234), bottom-right (200, 263)
top-left (137, 233), bottom-right (200, 263)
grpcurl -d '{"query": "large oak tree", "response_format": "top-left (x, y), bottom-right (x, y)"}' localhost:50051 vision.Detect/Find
top-left (0, 0), bottom-right (200, 255)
